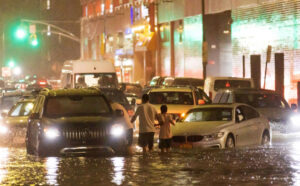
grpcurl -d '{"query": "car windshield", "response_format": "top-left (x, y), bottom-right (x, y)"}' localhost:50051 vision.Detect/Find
top-left (149, 91), bottom-right (194, 105)
top-left (1, 96), bottom-right (21, 111)
top-left (235, 93), bottom-right (288, 108)
top-left (184, 108), bottom-right (233, 122)
top-left (214, 80), bottom-right (251, 91)
top-left (9, 101), bottom-right (34, 117)
top-left (44, 96), bottom-right (111, 118)
top-left (75, 73), bottom-right (118, 88)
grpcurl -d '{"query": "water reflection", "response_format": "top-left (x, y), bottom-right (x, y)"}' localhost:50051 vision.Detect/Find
top-left (45, 157), bottom-right (59, 185)
top-left (111, 157), bottom-right (125, 185)
top-left (0, 148), bottom-right (8, 184)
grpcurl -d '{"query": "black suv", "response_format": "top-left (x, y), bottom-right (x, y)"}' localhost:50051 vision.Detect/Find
top-left (26, 88), bottom-right (127, 156)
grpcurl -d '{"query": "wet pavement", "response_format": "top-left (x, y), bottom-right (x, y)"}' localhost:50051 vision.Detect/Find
top-left (1, 132), bottom-right (300, 185)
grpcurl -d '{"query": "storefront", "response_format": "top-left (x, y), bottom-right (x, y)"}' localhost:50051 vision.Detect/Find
top-left (231, 0), bottom-right (300, 103)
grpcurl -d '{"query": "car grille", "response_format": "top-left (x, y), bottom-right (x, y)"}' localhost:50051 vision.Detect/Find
top-left (62, 127), bottom-right (108, 145)
top-left (172, 136), bottom-right (186, 143)
top-left (187, 135), bottom-right (203, 142)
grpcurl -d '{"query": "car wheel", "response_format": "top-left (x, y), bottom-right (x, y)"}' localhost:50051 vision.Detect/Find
top-left (26, 132), bottom-right (34, 154)
top-left (261, 131), bottom-right (270, 145)
top-left (225, 135), bottom-right (235, 148)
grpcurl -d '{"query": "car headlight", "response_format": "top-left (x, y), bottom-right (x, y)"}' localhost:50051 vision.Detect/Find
top-left (0, 125), bottom-right (8, 134)
top-left (110, 124), bottom-right (124, 137)
top-left (203, 132), bottom-right (224, 141)
top-left (290, 115), bottom-right (300, 126)
top-left (44, 128), bottom-right (60, 139)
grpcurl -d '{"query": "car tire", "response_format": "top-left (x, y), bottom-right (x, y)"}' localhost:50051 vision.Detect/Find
top-left (261, 131), bottom-right (270, 145)
top-left (225, 135), bottom-right (235, 148)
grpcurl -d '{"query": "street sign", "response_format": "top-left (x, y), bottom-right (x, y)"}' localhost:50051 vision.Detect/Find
top-left (2, 67), bottom-right (11, 77)
top-left (29, 24), bottom-right (36, 34)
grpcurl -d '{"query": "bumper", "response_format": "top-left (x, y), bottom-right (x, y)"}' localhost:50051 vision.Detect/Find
top-left (172, 138), bottom-right (225, 149)
top-left (40, 135), bottom-right (127, 155)
top-left (60, 146), bottom-right (115, 156)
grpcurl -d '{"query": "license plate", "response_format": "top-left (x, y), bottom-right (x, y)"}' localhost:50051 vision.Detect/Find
top-left (179, 144), bottom-right (193, 149)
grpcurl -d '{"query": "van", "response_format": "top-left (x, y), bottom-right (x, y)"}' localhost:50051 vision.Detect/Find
top-left (61, 60), bottom-right (118, 89)
top-left (204, 77), bottom-right (255, 99)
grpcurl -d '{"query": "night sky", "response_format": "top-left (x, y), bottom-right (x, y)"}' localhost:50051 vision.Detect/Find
top-left (0, 0), bottom-right (81, 78)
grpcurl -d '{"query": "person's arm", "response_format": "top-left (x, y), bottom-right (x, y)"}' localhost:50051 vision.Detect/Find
top-left (169, 115), bottom-right (175, 125)
top-left (131, 106), bottom-right (140, 123)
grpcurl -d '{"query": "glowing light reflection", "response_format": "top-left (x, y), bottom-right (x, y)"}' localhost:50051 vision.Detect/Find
top-left (111, 157), bottom-right (125, 185)
top-left (45, 157), bottom-right (59, 185)
top-left (0, 148), bottom-right (8, 184)
top-left (290, 140), bottom-right (300, 185)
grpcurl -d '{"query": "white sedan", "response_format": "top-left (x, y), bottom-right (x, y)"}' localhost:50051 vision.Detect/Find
top-left (172, 103), bottom-right (271, 149)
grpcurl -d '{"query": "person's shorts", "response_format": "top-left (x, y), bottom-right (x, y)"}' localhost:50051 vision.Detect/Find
top-left (138, 132), bottom-right (155, 148)
top-left (159, 138), bottom-right (172, 149)
top-left (127, 128), bottom-right (133, 146)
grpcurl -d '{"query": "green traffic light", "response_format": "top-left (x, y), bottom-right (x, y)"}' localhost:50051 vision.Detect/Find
top-left (15, 27), bottom-right (28, 40)
top-left (31, 38), bottom-right (39, 47)
top-left (8, 60), bottom-right (15, 68)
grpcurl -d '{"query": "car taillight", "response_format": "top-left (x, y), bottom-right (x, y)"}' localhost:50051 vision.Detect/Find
top-left (128, 109), bottom-right (134, 117)
top-left (39, 81), bottom-right (47, 86)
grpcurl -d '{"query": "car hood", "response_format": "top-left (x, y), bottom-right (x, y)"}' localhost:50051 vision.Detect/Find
top-left (256, 108), bottom-right (291, 121)
top-left (172, 121), bottom-right (233, 136)
top-left (153, 104), bottom-right (196, 115)
top-left (4, 116), bottom-right (29, 127)
top-left (42, 116), bottom-right (116, 128)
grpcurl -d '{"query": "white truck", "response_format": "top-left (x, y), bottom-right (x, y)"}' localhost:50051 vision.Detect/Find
top-left (61, 60), bottom-right (118, 89)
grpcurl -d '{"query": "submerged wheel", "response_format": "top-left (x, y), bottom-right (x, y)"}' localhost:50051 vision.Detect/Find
top-left (261, 131), bottom-right (270, 145)
top-left (225, 135), bottom-right (235, 148)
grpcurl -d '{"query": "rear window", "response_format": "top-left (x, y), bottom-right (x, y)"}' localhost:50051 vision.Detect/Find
top-left (149, 91), bottom-right (194, 105)
top-left (173, 79), bottom-right (204, 87)
top-left (214, 80), bottom-right (251, 91)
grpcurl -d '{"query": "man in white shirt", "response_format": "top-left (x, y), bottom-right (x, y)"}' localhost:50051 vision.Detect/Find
top-left (111, 101), bottom-right (134, 155)
top-left (131, 94), bottom-right (158, 153)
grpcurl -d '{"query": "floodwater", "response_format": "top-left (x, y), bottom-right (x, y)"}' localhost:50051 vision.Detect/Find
top-left (1, 132), bottom-right (300, 185)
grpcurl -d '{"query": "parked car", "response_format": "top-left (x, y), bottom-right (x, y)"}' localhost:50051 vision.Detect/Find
top-left (26, 79), bottom-right (52, 91)
top-left (149, 76), bottom-right (167, 86)
top-left (100, 88), bottom-right (135, 117)
top-left (0, 91), bottom-right (23, 114)
top-left (172, 104), bottom-right (271, 149)
top-left (204, 77), bottom-right (255, 99)
top-left (0, 98), bottom-right (35, 144)
top-left (120, 82), bottom-right (143, 98)
top-left (213, 88), bottom-right (293, 126)
top-left (164, 77), bottom-right (204, 89)
top-left (148, 86), bottom-right (211, 120)
top-left (26, 88), bottom-right (128, 156)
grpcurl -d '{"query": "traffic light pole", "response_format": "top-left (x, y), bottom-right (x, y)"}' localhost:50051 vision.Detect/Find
top-left (21, 19), bottom-right (80, 43)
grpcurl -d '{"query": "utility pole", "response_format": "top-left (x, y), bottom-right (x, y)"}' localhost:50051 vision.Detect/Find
top-left (202, 0), bottom-right (207, 79)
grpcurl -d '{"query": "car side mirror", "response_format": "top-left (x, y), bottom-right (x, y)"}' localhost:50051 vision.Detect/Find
top-left (115, 109), bottom-right (124, 117)
top-left (29, 113), bottom-right (40, 120)
top-left (1, 112), bottom-right (7, 118)
top-left (131, 98), bottom-right (136, 106)
top-left (291, 104), bottom-right (298, 111)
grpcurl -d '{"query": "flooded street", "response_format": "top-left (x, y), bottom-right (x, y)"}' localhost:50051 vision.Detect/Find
top-left (0, 133), bottom-right (299, 185)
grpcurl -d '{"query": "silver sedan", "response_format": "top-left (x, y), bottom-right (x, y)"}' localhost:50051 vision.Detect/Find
top-left (172, 103), bottom-right (271, 149)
